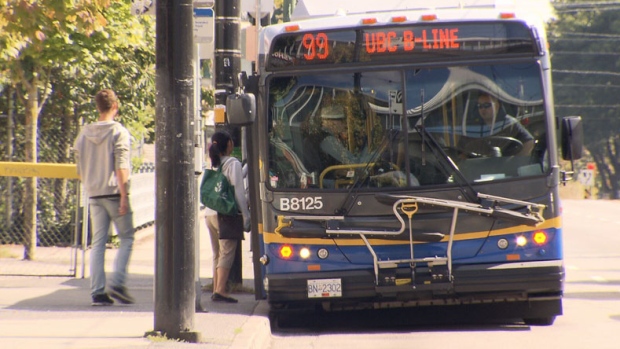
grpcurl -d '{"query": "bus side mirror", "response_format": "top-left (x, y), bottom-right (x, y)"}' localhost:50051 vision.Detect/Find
top-left (226, 93), bottom-right (256, 126)
top-left (561, 116), bottom-right (583, 161)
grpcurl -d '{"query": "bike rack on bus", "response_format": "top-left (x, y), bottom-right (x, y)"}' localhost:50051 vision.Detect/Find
top-left (276, 193), bottom-right (546, 288)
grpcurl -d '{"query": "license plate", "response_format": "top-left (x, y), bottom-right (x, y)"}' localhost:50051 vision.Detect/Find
top-left (307, 278), bottom-right (342, 298)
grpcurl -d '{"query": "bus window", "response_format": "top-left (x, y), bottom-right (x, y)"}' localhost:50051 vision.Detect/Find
top-left (267, 72), bottom-right (417, 189)
top-left (404, 64), bottom-right (548, 183)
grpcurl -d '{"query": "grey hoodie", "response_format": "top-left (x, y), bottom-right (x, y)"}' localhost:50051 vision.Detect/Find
top-left (73, 121), bottom-right (131, 198)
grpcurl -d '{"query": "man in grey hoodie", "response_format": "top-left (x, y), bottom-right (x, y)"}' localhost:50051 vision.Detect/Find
top-left (74, 89), bottom-right (135, 306)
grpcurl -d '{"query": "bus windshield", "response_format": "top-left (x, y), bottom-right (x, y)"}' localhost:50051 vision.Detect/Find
top-left (267, 63), bottom-right (548, 190)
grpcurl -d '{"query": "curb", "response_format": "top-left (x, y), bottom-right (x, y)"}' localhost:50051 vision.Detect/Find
top-left (230, 300), bottom-right (271, 349)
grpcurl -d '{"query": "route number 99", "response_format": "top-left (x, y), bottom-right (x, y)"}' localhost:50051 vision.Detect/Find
top-left (302, 33), bottom-right (329, 60)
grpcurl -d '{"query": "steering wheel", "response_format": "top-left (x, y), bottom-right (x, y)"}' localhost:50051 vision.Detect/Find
top-left (486, 136), bottom-right (524, 156)
top-left (462, 136), bottom-right (523, 157)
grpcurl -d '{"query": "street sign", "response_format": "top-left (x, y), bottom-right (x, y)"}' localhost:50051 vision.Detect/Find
top-left (130, 0), bottom-right (155, 16)
top-left (579, 169), bottom-right (594, 187)
top-left (194, 8), bottom-right (214, 43)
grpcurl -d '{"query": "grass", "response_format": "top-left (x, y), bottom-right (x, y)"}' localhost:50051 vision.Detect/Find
top-left (144, 331), bottom-right (183, 343)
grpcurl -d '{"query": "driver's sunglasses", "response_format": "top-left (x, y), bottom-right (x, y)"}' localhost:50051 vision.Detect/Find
top-left (477, 102), bottom-right (493, 109)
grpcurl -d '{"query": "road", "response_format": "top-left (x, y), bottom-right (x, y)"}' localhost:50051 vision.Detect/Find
top-left (266, 199), bottom-right (620, 349)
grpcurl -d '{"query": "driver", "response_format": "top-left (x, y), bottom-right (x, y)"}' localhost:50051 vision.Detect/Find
top-left (465, 92), bottom-right (534, 157)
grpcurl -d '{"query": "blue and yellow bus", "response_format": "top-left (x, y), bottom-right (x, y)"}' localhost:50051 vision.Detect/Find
top-left (228, 1), bottom-right (583, 325)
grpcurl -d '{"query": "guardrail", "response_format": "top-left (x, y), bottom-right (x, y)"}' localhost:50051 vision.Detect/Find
top-left (0, 162), bottom-right (155, 277)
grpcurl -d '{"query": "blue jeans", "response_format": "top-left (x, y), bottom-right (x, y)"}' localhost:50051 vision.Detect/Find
top-left (89, 197), bottom-right (135, 296)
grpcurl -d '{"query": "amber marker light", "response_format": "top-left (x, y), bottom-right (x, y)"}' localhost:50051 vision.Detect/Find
top-left (361, 17), bottom-right (377, 25)
top-left (391, 16), bottom-right (407, 23)
top-left (284, 24), bottom-right (300, 32)
top-left (499, 12), bottom-right (516, 19)
top-left (421, 14), bottom-right (437, 21)
top-left (533, 231), bottom-right (548, 245)
top-left (280, 245), bottom-right (293, 258)
top-left (506, 254), bottom-right (521, 261)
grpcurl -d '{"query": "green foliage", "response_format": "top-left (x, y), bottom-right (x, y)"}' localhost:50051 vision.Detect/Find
top-left (131, 157), bottom-right (144, 173)
top-left (549, 0), bottom-right (620, 197)
top-left (0, 0), bottom-right (157, 247)
top-left (0, 0), bottom-right (156, 144)
top-left (201, 87), bottom-right (215, 111)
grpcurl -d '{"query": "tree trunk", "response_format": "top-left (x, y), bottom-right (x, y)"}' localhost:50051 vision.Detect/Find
top-left (23, 83), bottom-right (39, 261)
top-left (608, 137), bottom-right (620, 200)
top-left (54, 107), bottom-right (71, 221)
top-left (5, 89), bottom-right (15, 228)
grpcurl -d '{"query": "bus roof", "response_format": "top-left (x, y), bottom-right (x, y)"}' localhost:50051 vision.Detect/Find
top-left (291, 0), bottom-right (499, 20)
top-left (260, 1), bottom-right (547, 59)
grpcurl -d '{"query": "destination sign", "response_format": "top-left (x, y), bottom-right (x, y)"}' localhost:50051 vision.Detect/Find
top-left (268, 21), bottom-right (537, 69)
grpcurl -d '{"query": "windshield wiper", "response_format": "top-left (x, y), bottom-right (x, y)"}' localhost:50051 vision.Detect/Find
top-left (414, 88), bottom-right (478, 203)
top-left (414, 124), bottom-right (479, 203)
top-left (334, 129), bottom-right (400, 215)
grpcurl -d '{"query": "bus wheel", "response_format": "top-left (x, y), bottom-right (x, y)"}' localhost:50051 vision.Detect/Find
top-left (524, 316), bottom-right (555, 326)
top-left (268, 311), bottom-right (281, 331)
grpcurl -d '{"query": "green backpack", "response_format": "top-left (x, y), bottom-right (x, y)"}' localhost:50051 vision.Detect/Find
top-left (200, 158), bottom-right (239, 215)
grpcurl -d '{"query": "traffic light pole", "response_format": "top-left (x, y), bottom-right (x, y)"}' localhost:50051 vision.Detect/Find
top-left (214, 0), bottom-right (243, 288)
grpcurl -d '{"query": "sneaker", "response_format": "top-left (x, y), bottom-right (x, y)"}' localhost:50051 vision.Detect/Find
top-left (211, 292), bottom-right (238, 303)
top-left (92, 293), bottom-right (114, 306)
top-left (108, 286), bottom-right (135, 304)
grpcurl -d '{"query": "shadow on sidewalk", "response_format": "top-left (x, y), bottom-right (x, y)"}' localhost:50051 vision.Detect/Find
top-left (4, 274), bottom-right (260, 317)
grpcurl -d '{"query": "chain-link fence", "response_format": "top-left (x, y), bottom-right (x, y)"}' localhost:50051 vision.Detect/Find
top-left (0, 176), bottom-right (80, 276)
top-left (0, 114), bottom-right (80, 276)
top-left (1, 107), bottom-right (157, 277)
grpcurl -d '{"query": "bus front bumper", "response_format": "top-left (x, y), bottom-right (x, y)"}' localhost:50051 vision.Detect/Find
top-left (265, 260), bottom-right (564, 308)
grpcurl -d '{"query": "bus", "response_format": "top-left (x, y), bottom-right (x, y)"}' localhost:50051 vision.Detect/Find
top-left (227, 0), bottom-right (583, 325)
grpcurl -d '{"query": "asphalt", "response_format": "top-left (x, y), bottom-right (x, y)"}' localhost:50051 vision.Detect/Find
top-left (0, 216), bottom-right (272, 349)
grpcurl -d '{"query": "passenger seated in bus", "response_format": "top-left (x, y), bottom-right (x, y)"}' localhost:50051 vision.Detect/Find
top-left (302, 105), bottom-right (364, 170)
top-left (459, 92), bottom-right (534, 157)
top-left (320, 112), bottom-right (371, 164)
top-left (298, 105), bottom-right (356, 188)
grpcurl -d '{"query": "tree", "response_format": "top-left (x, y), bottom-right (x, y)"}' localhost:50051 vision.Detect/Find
top-left (549, 0), bottom-right (620, 198)
top-left (0, 0), bottom-right (155, 259)
top-left (0, 0), bottom-right (111, 260)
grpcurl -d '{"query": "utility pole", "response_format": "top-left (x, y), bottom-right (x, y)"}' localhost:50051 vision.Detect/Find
top-left (214, 0), bottom-right (242, 287)
top-left (153, 0), bottom-right (201, 342)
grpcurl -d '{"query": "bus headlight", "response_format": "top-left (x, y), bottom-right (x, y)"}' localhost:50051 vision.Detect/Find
top-left (516, 235), bottom-right (528, 247)
top-left (299, 247), bottom-right (311, 259)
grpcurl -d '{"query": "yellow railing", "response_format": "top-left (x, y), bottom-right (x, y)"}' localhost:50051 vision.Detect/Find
top-left (0, 162), bottom-right (78, 179)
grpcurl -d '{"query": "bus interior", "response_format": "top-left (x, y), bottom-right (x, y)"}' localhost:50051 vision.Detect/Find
top-left (267, 64), bottom-right (548, 190)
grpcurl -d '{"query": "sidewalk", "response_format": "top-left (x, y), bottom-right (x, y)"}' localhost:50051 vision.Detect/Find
top-left (0, 217), bottom-right (271, 349)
